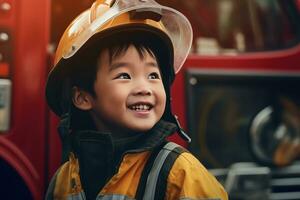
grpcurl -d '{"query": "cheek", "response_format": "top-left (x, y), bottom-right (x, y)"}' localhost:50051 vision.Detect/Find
top-left (157, 86), bottom-right (167, 109)
top-left (97, 85), bottom-right (127, 108)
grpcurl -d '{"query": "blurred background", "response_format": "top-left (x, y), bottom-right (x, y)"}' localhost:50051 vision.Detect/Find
top-left (0, 0), bottom-right (300, 199)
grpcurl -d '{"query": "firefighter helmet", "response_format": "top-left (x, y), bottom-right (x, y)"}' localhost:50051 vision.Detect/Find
top-left (46, 0), bottom-right (193, 116)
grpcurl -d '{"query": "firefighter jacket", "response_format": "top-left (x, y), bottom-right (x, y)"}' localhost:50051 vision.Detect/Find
top-left (45, 120), bottom-right (228, 200)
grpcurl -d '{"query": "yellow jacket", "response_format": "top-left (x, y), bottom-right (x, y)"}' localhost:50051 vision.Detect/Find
top-left (46, 121), bottom-right (228, 200)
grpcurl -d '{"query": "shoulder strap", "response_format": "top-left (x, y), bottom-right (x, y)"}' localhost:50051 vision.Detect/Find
top-left (135, 142), bottom-right (187, 200)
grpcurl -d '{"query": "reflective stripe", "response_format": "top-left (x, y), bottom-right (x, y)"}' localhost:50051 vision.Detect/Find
top-left (66, 192), bottom-right (86, 200)
top-left (143, 142), bottom-right (180, 200)
top-left (96, 194), bottom-right (135, 200)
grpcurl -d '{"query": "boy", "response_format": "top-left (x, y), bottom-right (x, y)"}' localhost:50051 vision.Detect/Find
top-left (45, 0), bottom-right (228, 199)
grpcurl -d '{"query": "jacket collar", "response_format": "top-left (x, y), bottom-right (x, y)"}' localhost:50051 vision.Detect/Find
top-left (72, 120), bottom-right (177, 153)
top-left (129, 120), bottom-right (177, 152)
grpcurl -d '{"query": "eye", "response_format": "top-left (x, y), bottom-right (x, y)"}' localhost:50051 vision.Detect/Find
top-left (148, 72), bottom-right (160, 79)
top-left (115, 73), bottom-right (131, 79)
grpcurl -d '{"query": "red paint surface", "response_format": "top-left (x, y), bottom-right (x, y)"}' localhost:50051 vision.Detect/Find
top-left (0, 0), bottom-right (50, 199)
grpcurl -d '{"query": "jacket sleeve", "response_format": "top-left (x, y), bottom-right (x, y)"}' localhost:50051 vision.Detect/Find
top-left (165, 152), bottom-right (228, 200)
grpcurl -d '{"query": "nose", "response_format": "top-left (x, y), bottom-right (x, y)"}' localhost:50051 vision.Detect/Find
top-left (132, 80), bottom-right (152, 96)
top-left (133, 88), bottom-right (152, 96)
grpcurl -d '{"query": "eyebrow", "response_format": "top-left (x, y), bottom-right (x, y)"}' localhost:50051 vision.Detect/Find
top-left (109, 61), bottom-right (159, 71)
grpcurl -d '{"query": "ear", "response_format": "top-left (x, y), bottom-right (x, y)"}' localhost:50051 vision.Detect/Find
top-left (72, 86), bottom-right (93, 111)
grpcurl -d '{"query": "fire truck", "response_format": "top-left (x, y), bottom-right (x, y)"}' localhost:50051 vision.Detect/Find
top-left (0, 0), bottom-right (300, 199)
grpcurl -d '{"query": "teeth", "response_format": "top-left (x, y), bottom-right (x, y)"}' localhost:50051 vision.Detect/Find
top-left (131, 104), bottom-right (151, 111)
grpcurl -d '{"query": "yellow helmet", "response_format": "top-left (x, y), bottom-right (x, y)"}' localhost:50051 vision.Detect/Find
top-left (46, 0), bottom-right (193, 116)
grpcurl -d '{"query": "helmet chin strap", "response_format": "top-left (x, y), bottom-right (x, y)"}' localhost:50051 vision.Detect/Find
top-left (58, 78), bottom-right (73, 163)
top-left (172, 114), bottom-right (191, 143)
top-left (58, 113), bottom-right (72, 163)
top-left (164, 93), bottom-right (191, 143)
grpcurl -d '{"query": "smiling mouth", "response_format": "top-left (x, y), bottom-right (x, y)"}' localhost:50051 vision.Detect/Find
top-left (128, 103), bottom-right (153, 111)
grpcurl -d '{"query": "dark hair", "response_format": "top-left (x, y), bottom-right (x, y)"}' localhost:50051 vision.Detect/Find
top-left (69, 35), bottom-right (173, 131)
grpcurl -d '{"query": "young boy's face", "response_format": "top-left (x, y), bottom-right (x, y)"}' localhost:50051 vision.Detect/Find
top-left (89, 45), bottom-right (166, 133)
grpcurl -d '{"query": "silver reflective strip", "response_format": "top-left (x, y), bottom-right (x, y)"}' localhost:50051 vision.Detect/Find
top-left (96, 194), bottom-right (135, 200)
top-left (143, 142), bottom-right (180, 200)
top-left (66, 191), bottom-right (86, 200)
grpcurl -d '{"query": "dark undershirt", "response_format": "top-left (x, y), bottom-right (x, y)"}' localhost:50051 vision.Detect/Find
top-left (76, 132), bottom-right (143, 200)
